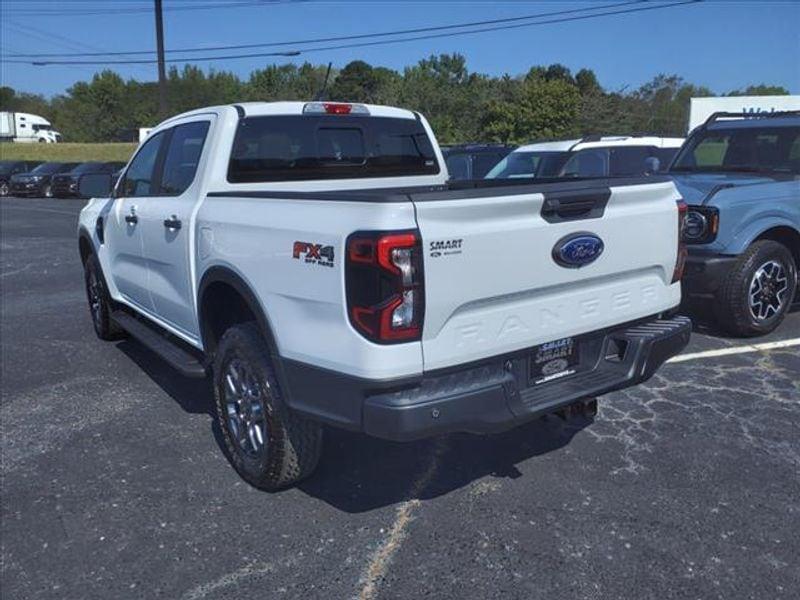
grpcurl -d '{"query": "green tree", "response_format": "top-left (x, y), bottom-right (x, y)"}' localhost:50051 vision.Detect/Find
top-left (56, 70), bottom-right (129, 141)
top-left (397, 53), bottom-right (496, 143)
top-left (728, 84), bottom-right (790, 96)
top-left (481, 77), bottom-right (581, 144)
top-left (544, 63), bottom-right (575, 84)
top-left (575, 68), bottom-right (601, 96)
top-left (327, 61), bottom-right (401, 104)
top-left (631, 75), bottom-right (713, 136)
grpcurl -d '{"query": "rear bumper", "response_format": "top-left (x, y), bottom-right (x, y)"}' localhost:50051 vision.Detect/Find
top-left (682, 250), bottom-right (738, 296)
top-left (282, 314), bottom-right (691, 441)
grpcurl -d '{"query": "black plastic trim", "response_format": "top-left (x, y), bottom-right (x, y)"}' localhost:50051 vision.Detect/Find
top-left (196, 266), bottom-right (298, 411)
top-left (282, 313), bottom-right (690, 439)
top-left (207, 176), bottom-right (667, 204)
top-left (682, 251), bottom-right (738, 295)
top-left (540, 187), bottom-right (611, 223)
top-left (111, 310), bottom-right (207, 378)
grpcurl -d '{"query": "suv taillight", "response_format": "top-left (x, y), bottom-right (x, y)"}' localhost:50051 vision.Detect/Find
top-left (672, 199), bottom-right (688, 283)
top-left (346, 230), bottom-right (424, 343)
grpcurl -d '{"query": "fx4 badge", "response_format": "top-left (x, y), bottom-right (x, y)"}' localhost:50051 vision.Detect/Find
top-left (293, 241), bottom-right (335, 268)
top-left (429, 238), bottom-right (463, 258)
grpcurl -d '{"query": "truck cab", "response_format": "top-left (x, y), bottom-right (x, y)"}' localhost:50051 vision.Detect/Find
top-left (671, 111), bottom-right (800, 336)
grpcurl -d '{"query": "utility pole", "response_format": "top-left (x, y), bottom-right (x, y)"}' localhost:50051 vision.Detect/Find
top-left (154, 0), bottom-right (167, 118)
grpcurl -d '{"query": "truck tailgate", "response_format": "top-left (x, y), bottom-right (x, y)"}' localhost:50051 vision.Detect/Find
top-left (412, 180), bottom-right (682, 371)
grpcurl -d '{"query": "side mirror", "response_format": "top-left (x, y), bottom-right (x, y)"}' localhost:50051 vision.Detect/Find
top-left (78, 173), bottom-right (113, 199)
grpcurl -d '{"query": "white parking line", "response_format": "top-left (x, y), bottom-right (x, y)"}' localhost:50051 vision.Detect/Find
top-left (667, 338), bottom-right (800, 363)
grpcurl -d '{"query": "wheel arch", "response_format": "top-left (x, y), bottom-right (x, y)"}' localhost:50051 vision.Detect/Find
top-left (197, 266), bottom-right (281, 360)
top-left (753, 225), bottom-right (800, 269)
top-left (78, 227), bottom-right (95, 264)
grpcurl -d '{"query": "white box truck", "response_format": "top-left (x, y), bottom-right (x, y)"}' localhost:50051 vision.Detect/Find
top-left (0, 112), bottom-right (62, 143)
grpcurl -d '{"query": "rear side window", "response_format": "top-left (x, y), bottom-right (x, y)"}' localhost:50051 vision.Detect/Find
top-left (472, 153), bottom-right (505, 179)
top-left (160, 121), bottom-right (210, 195)
top-left (561, 149), bottom-right (609, 177)
top-left (228, 115), bottom-right (439, 182)
top-left (653, 147), bottom-right (679, 170)
top-left (608, 146), bottom-right (652, 176)
top-left (445, 153), bottom-right (470, 180)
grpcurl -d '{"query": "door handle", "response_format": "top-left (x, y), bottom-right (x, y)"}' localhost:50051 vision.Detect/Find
top-left (124, 214), bottom-right (138, 225)
top-left (163, 215), bottom-right (182, 231)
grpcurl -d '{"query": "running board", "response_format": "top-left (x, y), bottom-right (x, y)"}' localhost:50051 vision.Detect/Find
top-left (111, 311), bottom-right (207, 378)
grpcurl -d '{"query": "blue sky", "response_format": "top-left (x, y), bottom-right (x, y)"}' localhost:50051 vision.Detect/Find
top-left (1, 0), bottom-right (798, 97)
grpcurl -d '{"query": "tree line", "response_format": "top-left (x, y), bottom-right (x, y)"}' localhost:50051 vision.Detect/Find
top-left (0, 54), bottom-right (790, 144)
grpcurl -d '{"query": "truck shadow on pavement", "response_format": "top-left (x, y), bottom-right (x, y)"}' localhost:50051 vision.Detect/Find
top-left (117, 339), bottom-right (591, 513)
top-left (301, 417), bottom-right (590, 513)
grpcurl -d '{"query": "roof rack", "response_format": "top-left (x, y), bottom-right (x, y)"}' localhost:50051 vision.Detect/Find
top-left (704, 110), bottom-right (800, 126)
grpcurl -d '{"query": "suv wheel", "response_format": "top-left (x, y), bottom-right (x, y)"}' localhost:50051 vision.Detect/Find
top-left (714, 240), bottom-right (797, 336)
top-left (43, 184), bottom-right (53, 198)
top-left (84, 255), bottom-right (124, 340)
top-left (0, 182), bottom-right (8, 197)
top-left (213, 323), bottom-right (322, 490)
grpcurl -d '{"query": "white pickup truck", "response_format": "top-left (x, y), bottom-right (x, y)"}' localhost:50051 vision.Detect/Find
top-left (77, 101), bottom-right (691, 489)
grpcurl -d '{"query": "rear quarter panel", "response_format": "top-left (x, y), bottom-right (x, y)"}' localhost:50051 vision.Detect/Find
top-left (195, 196), bottom-right (424, 379)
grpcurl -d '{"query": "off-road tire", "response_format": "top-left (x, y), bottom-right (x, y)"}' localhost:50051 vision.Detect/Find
top-left (213, 323), bottom-right (322, 490)
top-left (84, 254), bottom-right (124, 340)
top-left (713, 240), bottom-right (797, 337)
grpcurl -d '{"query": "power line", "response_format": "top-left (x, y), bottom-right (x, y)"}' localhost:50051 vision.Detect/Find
top-left (1, 19), bottom-right (154, 75)
top-left (0, 0), bottom-right (300, 17)
top-left (4, 0), bottom-right (701, 66)
top-left (4, 0), bottom-right (642, 58)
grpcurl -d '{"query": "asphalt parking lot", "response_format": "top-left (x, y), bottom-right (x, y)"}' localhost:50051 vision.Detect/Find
top-left (1, 196), bottom-right (798, 600)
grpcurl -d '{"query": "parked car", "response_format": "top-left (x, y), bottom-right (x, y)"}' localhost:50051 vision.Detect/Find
top-left (52, 161), bottom-right (125, 198)
top-left (670, 111), bottom-right (800, 336)
top-left (9, 162), bottom-right (79, 197)
top-left (77, 101), bottom-right (690, 489)
top-left (485, 136), bottom-right (684, 180)
top-left (0, 160), bottom-right (42, 196)
top-left (441, 143), bottom-right (515, 180)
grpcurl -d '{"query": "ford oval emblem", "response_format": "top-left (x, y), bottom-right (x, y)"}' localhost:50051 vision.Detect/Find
top-left (552, 232), bottom-right (604, 268)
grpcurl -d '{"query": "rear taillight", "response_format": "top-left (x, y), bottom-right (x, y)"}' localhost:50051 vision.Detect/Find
top-left (346, 231), bottom-right (424, 343)
top-left (672, 199), bottom-right (688, 283)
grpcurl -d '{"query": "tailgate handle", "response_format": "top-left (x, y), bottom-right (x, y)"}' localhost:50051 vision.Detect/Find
top-left (540, 188), bottom-right (611, 223)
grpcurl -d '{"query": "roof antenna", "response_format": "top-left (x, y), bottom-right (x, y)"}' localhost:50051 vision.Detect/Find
top-left (314, 62), bottom-right (333, 101)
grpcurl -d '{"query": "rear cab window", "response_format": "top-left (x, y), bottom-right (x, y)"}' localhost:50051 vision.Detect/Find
top-left (227, 115), bottom-right (439, 183)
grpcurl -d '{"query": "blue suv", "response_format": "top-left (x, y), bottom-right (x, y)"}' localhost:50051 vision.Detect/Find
top-left (670, 111), bottom-right (799, 336)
